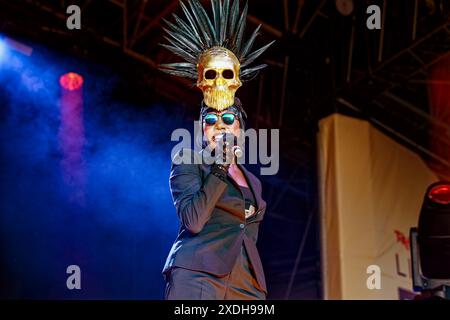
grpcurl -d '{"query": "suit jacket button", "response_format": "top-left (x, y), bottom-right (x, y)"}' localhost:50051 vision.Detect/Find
top-left (239, 223), bottom-right (245, 229)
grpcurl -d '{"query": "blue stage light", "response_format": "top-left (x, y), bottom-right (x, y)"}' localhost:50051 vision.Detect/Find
top-left (0, 37), bottom-right (7, 62)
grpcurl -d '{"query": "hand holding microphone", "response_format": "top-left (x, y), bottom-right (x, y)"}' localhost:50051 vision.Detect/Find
top-left (215, 132), bottom-right (242, 163)
top-left (210, 132), bottom-right (242, 180)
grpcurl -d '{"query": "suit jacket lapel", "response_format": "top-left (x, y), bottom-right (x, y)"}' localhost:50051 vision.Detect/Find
top-left (237, 164), bottom-right (262, 212)
top-left (199, 148), bottom-right (263, 212)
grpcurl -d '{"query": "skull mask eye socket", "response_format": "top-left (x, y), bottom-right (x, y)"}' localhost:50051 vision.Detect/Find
top-left (205, 70), bottom-right (217, 80)
top-left (222, 69), bottom-right (234, 79)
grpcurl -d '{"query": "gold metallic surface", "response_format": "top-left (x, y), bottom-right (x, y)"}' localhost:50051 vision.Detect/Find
top-left (197, 47), bottom-right (242, 111)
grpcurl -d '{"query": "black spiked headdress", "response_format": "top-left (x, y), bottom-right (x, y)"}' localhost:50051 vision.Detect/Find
top-left (159, 0), bottom-right (275, 81)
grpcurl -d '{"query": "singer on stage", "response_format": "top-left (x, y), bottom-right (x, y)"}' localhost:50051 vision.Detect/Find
top-left (159, 0), bottom-right (274, 300)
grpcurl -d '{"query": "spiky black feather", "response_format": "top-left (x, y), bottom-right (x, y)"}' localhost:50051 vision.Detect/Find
top-left (211, 0), bottom-right (221, 41)
top-left (233, 1), bottom-right (247, 53)
top-left (220, 0), bottom-right (230, 45)
top-left (164, 17), bottom-right (202, 51)
top-left (188, 0), bottom-right (215, 46)
top-left (239, 24), bottom-right (260, 60)
top-left (229, 0), bottom-right (239, 41)
top-left (240, 40), bottom-right (276, 67)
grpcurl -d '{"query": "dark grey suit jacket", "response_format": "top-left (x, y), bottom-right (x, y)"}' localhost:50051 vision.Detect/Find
top-left (162, 148), bottom-right (267, 293)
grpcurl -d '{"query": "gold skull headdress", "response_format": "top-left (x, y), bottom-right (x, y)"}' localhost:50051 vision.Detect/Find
top-left (159, 0), bottom-right (275, 111)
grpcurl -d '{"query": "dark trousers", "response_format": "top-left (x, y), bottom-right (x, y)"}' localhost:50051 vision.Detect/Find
top-left (164, 246), bottom-right (266, 300)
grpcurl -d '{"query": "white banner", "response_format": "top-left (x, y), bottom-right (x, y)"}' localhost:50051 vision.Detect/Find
top-left (318, 114), bottom-right (437, 299)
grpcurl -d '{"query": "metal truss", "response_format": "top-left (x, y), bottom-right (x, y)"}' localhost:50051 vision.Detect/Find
top-left (339, 15), bottom-right (450, 172)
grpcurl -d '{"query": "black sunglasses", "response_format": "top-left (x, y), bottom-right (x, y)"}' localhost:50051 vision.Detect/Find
top-left (204, 113), bottom-right (238, 125)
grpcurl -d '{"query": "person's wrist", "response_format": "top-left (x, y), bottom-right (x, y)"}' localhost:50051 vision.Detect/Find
top-left (211, 163), bottom-right (229, 181)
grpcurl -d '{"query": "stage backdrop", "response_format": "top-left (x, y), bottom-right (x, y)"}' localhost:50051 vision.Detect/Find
top-left (317, 114), bottom-right (438, 300)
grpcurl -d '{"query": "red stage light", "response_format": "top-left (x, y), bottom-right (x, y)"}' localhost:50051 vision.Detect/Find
top-left (59, 72), bottom-right (83, 91)
top-left (428, 183), bottom-right (450, 205)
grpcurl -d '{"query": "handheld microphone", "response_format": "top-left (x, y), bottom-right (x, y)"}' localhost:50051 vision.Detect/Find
top-left (217, 133), bottom-right (243, 158)
top-left (232, 146), bottom-right (243, 158)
